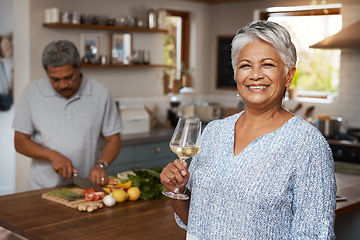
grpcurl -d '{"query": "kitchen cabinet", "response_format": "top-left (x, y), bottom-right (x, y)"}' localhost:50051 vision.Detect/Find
top-left (43, 23), bottom-right (170, 69)
top-left (107, 141), bottom-right (177, 175)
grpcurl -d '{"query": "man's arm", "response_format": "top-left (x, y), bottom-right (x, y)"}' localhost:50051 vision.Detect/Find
top-left (14, 131), bottom-right (74, 179)
top-left (89, 133), bottom-right (121, 185)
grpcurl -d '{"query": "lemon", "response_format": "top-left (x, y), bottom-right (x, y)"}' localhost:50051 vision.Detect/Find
top-left (127, 187), bottom-right (141, 201)
top-left (111, 189), bottom-right (128, 203)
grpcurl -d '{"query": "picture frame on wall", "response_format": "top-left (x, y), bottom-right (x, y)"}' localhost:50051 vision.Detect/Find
top-left (80, 33), bottom-right (102, 61)
top-left (110, 33), bottom-right (132, 65)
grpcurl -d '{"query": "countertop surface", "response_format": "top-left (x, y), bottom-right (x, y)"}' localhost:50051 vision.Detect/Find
top-left (0, 188), bottom-right (186, 240)
top-left (327, 139), bottom-right (360, 148)
top-left (0, 173), bottom-right (358, 239)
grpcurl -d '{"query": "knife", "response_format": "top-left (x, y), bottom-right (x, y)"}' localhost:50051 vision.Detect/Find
top-left (73, 170), bottom-right (106, 193)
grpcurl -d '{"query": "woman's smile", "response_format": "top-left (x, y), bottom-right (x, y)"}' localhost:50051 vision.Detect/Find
top-left (247, 84), bottom-right (270, 90)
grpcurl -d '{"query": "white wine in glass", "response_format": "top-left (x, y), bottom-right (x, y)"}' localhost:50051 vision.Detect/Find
top-left (163, 117), bottom-right (202, 200)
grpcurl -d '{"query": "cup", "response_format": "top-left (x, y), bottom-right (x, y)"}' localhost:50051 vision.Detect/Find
top-left (72, 12), bottom-right (80, 24)
top-left (61, 12), bottom-right (70, 23)
top-left (100, 55), bottom-right (109, 65)
top-left (50, 8), bottom-right (60, 23)
top-left (44, 9), bottom-right (52, 23)
top-left (143, 50), bottom-right (150, 65)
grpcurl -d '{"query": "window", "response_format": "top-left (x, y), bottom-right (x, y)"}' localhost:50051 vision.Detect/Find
top-left (261, 5), bottom-right (342, 101)
top-left (163, 10), bottom-right (190, 89)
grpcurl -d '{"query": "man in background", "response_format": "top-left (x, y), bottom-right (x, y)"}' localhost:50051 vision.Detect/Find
top-left (13, 40), bottom-right (122, 190)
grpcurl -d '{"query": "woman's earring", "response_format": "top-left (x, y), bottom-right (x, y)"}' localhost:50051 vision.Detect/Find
top-left (236, 93), bottom-right (241, 100)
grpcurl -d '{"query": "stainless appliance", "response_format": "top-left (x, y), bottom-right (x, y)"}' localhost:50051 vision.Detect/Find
top-left (195, 102), bottom-right (223, 123)
top-left (315, 117), bottom-right (342, 138)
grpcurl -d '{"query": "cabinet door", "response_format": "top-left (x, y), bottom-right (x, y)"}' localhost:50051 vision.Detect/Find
top-left (134, 141), bottom-right (177, 169)
top-left (106, 146), bottom-right (135, 176)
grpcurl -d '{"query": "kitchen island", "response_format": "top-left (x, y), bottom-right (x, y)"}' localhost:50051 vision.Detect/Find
top-left (0, 173), bottom-right (359, 240)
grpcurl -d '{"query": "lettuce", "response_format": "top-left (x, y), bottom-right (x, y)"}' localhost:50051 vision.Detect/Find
top-left (127, 168), bottom-right (166, 200)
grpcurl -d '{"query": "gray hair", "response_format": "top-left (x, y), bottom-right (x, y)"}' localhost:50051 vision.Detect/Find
top-left (42, 40), bottom-right (81, 71)
top-left (231, 20), bottom-right (297, 77)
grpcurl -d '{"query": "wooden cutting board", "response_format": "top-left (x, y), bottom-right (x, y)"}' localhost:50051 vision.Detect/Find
top-left (42, 188), bottom-right (102, 209)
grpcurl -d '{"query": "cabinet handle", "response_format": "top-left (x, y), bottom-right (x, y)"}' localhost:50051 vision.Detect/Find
top-left (152, 147), bottom-right (161, 154)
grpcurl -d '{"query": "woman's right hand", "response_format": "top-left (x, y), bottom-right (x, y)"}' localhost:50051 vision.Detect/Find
top-left (160, 159), bottom-right (189, 193)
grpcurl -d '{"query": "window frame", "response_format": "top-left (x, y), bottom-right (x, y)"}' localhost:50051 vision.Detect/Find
top-left (260, 7), bottom-right (341, 102)
top-left (165, 10), bottom-right (190, 72)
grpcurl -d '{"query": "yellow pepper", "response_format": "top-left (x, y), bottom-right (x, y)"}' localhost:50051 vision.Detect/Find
top-left (102, 187), bottom-right (111, 194)
top-left (116, 180), bottom-right (132, 189)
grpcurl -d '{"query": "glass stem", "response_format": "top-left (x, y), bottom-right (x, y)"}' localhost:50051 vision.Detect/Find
top-left (174, 184), bottom-right (180, 194)
top-left (173, 157), bottom-right (187, 194)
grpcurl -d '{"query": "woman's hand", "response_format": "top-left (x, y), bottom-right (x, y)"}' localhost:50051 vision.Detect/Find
top-left (160, 159), bottom-right (189, 193)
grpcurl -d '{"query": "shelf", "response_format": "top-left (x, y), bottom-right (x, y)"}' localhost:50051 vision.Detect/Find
top-left (82, 63), bottom-right (171, 69)
top-left (43, 23), bottom-right (168, 33)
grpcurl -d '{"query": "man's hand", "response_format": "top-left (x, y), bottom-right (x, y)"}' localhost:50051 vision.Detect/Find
top-left (14, 131), bottom-right (74, 180)
top-left (89, 165), bottom-right (108, 186)
top-left (49, 151), bottom-right (74, 180)
top-left (87, 133), bottom-right (121, 186)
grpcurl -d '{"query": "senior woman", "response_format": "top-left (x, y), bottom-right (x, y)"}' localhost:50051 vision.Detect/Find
top-left (160, 20), bottom-right (336, 239)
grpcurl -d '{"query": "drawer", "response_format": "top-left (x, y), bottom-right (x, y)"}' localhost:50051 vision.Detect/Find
top-left (135, 141), bottom-right (175, 162)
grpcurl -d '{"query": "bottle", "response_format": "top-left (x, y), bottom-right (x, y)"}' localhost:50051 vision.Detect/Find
top-left (148, 9), bottom-right (157, 29)
top-left (157, 9), bottom-right (168, 29)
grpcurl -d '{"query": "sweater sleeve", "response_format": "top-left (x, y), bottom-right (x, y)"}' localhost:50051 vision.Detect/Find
top-left (291, 136), bottom-right (337, 239)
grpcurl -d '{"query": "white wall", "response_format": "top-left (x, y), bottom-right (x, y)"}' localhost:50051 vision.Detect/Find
top-left (0, 0), bottom-right (15, 195)
top-left (13, 0), bottom-right (32, 193)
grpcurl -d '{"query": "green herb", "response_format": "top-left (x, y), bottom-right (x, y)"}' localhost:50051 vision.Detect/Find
top-left (127, 167), bottom-right (167, 200)
top-left (47, 188), bottom-right (85, 201)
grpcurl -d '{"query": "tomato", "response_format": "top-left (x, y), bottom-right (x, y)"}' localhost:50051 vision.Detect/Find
top-left (93, 193), bottom-right (100, 201)
top-left (85, 193), bottom-right (95, 201)
top-left (84, 188), bottom-right (95, 194)
top-left (107, 178), bottom-right (120, 185)
top-left (85, 189), bottom-right (106, 201)
top-left (95, 192), bottom-right (105, 199)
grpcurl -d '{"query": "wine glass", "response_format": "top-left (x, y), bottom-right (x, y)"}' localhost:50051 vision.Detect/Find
top-left (162, 117), bottom-right (202, 200)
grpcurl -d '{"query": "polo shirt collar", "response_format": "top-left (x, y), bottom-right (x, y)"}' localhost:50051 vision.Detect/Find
top-left (41, 74), bottom-right (91, 98)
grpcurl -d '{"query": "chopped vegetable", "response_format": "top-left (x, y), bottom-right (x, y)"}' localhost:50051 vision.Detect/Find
top-left (116, 180), bottom-right (132, 189)
top-left (127, 168), bottom-right (167, 200)
top-left (47, 189), bottom-right (85, 201)
top-left (83, 188), bottom-right (105, 201)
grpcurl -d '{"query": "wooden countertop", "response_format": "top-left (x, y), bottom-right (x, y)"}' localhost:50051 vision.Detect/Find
top-left (0, 173), bottom-right (358, 239)
top-left (0, 187), bottom-right (185, 240)
top-left (335, 173), bottom-right (360, 215)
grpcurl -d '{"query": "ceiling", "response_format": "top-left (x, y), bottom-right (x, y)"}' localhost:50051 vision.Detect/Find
top-left (179, 0), bottom-right (261, 3)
